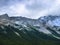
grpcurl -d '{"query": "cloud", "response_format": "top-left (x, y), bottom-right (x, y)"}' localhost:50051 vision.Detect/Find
top-left (0, 0), bottom-right (60, 19)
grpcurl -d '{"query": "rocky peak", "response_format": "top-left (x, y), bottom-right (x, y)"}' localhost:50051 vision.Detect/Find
top-left (0, 14), bottom-right (9, 19)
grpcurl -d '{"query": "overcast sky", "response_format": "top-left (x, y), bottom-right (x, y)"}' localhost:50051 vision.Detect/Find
top-left (0, 0), bottom-right (60, 19)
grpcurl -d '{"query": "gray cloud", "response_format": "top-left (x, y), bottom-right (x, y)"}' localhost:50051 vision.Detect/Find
top-left (0, 0), bottom-right (23, 7)
top-left (0, 0), bottom-right (60, 19)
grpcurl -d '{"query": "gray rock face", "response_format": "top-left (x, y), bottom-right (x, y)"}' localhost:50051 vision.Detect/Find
top-left (0, 14), bottom-right (9, 19)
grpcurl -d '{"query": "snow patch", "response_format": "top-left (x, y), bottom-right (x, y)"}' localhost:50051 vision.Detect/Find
top-left (14, 31), bottom-right (20, 36)
top-left (47, 18), bottom-right (60, 26)
top-left (52, 34), bottom-right (60, 39)
top-left (38, 27), bottom-right (52, 34)
top-left (1, 26), bottom-right (5, 29)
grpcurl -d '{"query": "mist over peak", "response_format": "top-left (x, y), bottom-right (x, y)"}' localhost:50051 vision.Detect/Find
top-left (0, 0), bottom-right (60, 19)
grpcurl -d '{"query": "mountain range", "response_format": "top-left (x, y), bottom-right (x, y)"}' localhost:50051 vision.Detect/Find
top-left (0, 14), bottom-right (60, 45)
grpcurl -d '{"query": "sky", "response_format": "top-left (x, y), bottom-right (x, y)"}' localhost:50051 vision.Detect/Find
top-left (0, 0), bottom-right (60, 19)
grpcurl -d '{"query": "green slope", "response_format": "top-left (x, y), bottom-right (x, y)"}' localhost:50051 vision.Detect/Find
top-left (0, 25), bottom-right (60, 45)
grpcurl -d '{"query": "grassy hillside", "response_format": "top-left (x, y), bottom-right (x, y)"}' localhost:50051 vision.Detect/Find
top-left (0, 25), bottom-right (60, 45)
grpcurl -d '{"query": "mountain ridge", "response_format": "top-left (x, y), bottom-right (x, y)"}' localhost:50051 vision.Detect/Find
top-left (0, 14), bottom-right (60, 45)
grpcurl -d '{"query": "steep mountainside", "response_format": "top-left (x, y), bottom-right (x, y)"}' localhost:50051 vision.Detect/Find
top-left (0, 14), bottom-right (60, 45)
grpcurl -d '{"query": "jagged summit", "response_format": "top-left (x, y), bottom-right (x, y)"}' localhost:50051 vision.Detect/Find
top-left (38, 15), bottom-right (60, 26)
top-left (0, 13), bottom-right (9, 19)
top-left (0, 14), bottom-right (60, 27)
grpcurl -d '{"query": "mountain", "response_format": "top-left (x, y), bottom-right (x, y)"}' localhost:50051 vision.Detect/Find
top-left (0, 14), bottom-right (60, 45)
top-left (0, 14), bottom-right (9, 19)
top-left (10, 16), bottom-right (40, 26)
top-left (38, 15), bottom-right (60, 26)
